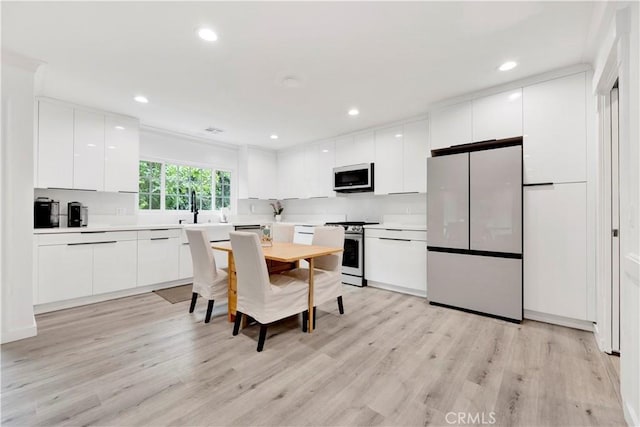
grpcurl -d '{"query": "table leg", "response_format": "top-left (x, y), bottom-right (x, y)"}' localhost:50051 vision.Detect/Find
top-left (308, 257), bottom-right (314, 333)
top-left (227, 252), bottom-right (237, 323)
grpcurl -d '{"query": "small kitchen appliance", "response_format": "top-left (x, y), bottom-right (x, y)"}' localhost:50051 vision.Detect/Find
top-left (67, 202), bottom-right (84, 227)
top-left (34, 197), bottom-right (60, 228)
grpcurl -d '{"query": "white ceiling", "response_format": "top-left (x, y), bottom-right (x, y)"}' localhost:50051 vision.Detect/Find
top-left (2, 1), bottom-right (596, 149)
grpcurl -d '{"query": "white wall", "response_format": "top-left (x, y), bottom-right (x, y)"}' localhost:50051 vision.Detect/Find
top-left (1, 51), bottom-right (40, 343)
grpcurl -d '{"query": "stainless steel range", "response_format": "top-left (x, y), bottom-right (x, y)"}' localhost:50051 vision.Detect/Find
top-left (325, 221), bottom-right (378, 287)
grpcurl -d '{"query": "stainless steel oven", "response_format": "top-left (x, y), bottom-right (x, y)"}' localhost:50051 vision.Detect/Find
top-left (326, 221), bottom-right (378, 287)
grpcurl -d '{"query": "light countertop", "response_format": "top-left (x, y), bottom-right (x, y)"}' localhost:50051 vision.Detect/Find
top-left (363, 223), bottom-right (427, 231)
top-left (33, 223), bottom-right (234, 234)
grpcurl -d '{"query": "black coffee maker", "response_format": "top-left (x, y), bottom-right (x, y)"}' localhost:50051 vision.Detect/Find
top-left (34, 197), bottom-right (59, 228)
top-left (68, 201), bottom-right (83, 227)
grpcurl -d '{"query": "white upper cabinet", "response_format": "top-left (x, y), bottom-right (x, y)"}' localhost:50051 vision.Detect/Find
top-left (304, 139), bottom-right (335, 198)
top-left (277, 148), bottom-right (305, 199)
top-left (73, 110), bottom-right (105, 191)
top-left (374, 126), bottom-right (404, 195)
top-left (335, 132), bottom-right (375, 167)
top-left (472, 89), bottom-right (523, 142)
top-left (430, 101), bottom-right (472, 151)
top-left (104, 116), bottom-right (140, 193)
top-left (37, 100), bottom-right (74, 189)
top-left (523, 72), bottom-right (586, 184)
top-left (239, 147), bottom-right (277, 199)
top-left (402, 119), bottom-right (429, 193)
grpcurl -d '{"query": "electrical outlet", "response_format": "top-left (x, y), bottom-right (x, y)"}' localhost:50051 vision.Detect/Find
top-left (250, 204), bottom-right (255, 213)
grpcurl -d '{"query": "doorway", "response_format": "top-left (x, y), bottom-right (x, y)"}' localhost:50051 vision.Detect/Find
top-left (610, 81), bottom-right (620, 354)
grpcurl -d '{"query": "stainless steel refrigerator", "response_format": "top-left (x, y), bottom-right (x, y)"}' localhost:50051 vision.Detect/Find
top-left (427, 139), bottom-right (523, 321)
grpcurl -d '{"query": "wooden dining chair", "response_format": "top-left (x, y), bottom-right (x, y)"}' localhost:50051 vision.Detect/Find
top-left (284, 226), bottom-right (345, 331)
top-left (229, 231), bottom-right (309, 352)
top-left (272, 223), bottom-right (295, 243)
top-left (186, 229), bottom-right (228, 323)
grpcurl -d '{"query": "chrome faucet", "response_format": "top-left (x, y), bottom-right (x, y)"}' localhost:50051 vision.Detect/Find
top-left (190, 190), bottom-right (199, 224)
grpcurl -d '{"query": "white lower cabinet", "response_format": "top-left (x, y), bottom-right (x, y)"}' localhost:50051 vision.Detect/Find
top-left (524, 182), bottom-right (589, 321)
top-left (179, 243), bottom-right (194, 279)
top-left (137, 231), bottom-right (180, 287)
top-left (93, 240), bottom-right (137, 294)
top-left (37, 243), bottom-right (93, 304)
top-left (365, 229), bottom-right (427, 297)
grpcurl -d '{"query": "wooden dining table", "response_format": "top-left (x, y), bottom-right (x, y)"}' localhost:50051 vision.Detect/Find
top-left (211, 241), bottom-right (343, 333)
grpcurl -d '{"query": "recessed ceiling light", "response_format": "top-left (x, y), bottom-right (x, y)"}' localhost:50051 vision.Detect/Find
top-left (395, 134), bottom-right (403, 138)
top-left (509, 92), bottom-right (521, 101)
top-left (282, 76), bottom-right (301, 88)
top-left (499, 61), bottom-right (517, 71)
top-left (348, 108), bottom-right (359, 116)
top-left (322, 149), bottom-right (329, 153)
top-left (270, 134), bottom-right (278, 140)
top-left (134, 95), bottom-right (148, 104)
top-left (115, 126), bottom-right (125, 130)
top-left (198, 28), bottom-right (218, 42)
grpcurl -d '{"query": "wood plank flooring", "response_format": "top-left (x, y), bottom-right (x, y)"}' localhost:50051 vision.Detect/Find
top-left (1, 286), bottom-right (625, 426)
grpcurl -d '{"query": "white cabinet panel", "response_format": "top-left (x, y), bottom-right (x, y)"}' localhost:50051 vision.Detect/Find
top-left (73, 110), bottom-right (105, 191)
top-left (93, 240), bottom-right (137, 294)
top-left (524, 183), bottom-right (588, 320)
top-left (335, 132), bottom-right (375, 167)
top-left (427, 153), bottom-right (469, 249)
top-left (179, 243), bottom-right (193, 279)
top-left (304, 140), bottom-right (335, 198)
top-left (104, 116), bottom-right (139, 193)
top-left (277, 148), bottom-right (305, 200)
top-left (242, 148), bottom-right (277, 199)
top-left (37, 244), bottom-right (93, 304)
top-left (430, 101), bottom-right (472, 150)
top-left (402, 119), bottom-right (429, 193)
top-left (365, 236), bottom-right (427, 296)
top-left (37, 101), bottom-right (74, 189)
top-left (470, 145), bottom-right (522, 254)
top-left (374, 126), bottom-right (404, 195)
top-left (137, 237), bottom-right (180, 286)
top-left (523, 72), bottom-right (586, 184)
top-left (472, 89), bottom-right (523, 142)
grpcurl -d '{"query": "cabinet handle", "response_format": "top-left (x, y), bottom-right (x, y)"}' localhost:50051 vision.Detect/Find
top-left (523, 182), bottom-right (554, 187)
top-left (150, 237), bottom-right (170, 241)
top-left (68, 241), bottom-right (117, 246)
top-left (151, 228), bottom-right (170, 231)
top-left (73, 188), bottom-right (98, 192)
top-left (309, 196), bottom-right (329, 199)
top-left (384, 228), bottom-right (403, 232)
top-left (283, 198), bottom-right (299, 200)
top-left (388, 191), bottom-right (419, 195)
top-left (379, 237), bottom-right (411, 242)
top-left (81, 231), bottom-right (106, 234)
top-left (118, 191), bottom-right (138, 194)
top-left (248, 197), bottom-right (259, 200)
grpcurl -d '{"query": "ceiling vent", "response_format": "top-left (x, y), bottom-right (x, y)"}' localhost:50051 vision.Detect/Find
top-left (204, 126), bottom-right (224, 134)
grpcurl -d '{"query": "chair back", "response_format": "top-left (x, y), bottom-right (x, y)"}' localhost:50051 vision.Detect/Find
top-left (272, 223), bottom-right (295, 243)
top-left (186, 229), bottom-right (219, 285)
top-left (229, 232), bottom-right (271, 303)
top-left (312, 226), bottom-right (345, 272)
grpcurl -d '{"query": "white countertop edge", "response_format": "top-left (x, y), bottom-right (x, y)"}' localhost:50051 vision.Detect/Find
top-left (363, 224), bottom-right (427, 231)
top-left (33, 223), bottom-right (236, 234)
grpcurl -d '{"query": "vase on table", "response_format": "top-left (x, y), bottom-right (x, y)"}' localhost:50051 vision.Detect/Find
top-left (275, 215), bottom-right (282, 222)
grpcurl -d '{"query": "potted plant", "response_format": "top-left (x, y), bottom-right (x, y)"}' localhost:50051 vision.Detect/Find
top-left (270, 200), bottom-right (284, 222)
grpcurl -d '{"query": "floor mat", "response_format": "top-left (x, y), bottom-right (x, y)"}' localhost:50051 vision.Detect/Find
top-left (153, 284), bottom-right (193, 304)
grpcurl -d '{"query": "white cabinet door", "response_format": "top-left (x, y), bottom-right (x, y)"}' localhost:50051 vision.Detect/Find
top-left (246, 148), bottom-right (277, 200)
top-left (430, 101), bottom-right (472, 150)
top-left (37, 244), bottom-right (93, 304)
top-left (104, 116), bottom-right (139, 193)
top-left (37, 101), bottom-right (74, 189)
top-left (364, 237), bottom-right (427, 295)
top-left (523, 72), bottom-right (586, 184)
top-left (335, 133), bottom-right (374, 167)
top-left (374, 126), bottom-right (404, 195)
top-left (304, 140), bottom-right (335, 198)
top-left (73, 110), bottom-right (105, 191)
top-left (524, 182), bottom-right (588, 320)
top-left (137, 237), bottom-right (180, 286)
top-left (179, 243), bottom-right (193, 279)
top-left (472, 89), bottom-right (523, 142)
top-left (93, 240), bottom-right (137, 294)
top-left (277, 148), bottom-right (305, 199)
top-left (402, 119), bottom-right (429, 193)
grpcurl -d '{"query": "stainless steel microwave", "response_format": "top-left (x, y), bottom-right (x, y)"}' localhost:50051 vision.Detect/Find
top-left (333, 163), bottom-right (374, 193)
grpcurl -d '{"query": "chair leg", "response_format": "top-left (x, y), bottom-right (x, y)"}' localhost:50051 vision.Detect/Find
top-left (257, 324), bottom-right (268, 352)
top-left (233, 312), bottom-right (243, 336)
top-left (337, 296), bottom-right (344, 314)
top-left (313, 306), bottom-right (317, 327)
top-left (204, 300), bottom-right (215, 323)
top-left (189, 292), bottom-right (198, 313)
top-left (302, 311), bottom-right (308, 332)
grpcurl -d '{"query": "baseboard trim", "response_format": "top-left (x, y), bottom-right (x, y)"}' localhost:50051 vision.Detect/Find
top-left (1, 320), bottom-right (38, 344)
top-left (367, 281), bottom-right (427, 298)
top-left (34, 279), bottom-right (192, 314)
top-left (624, 398), bottom-right (639, 427)
top-left (524, 310), bottom-right (594, 332)
top-left (593, 322), bottom-right (612, 353)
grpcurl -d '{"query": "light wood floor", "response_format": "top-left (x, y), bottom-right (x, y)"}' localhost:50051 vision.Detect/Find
top-left (1, 287), bottom-right (625, 426)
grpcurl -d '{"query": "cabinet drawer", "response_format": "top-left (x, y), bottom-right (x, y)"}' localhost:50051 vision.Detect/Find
top-left (365, 228), bottom-right (427, 241)
top-left (365, 237), bottom-right (427, 295)
top-left (37, 230), bottom-right (138, 246)
top-left (138, 228), bottom-right (181, 240)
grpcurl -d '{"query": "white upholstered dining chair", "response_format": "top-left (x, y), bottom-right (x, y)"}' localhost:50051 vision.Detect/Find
top-left (283, 226), bottom-right (345, 330)
top-left (186, 229), bottom-right (228, 323)
top-left (272, 223), bottom-right (295, 243)
top-left (229, 231), bottom-right (310, 352)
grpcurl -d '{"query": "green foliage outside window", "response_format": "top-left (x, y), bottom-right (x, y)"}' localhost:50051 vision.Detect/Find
top-left (215, 170), bottom-right (231, 209)
top-left (139, 161), bottom-right (162, 210)
top-left (165, 164), bottom-right (213, 211)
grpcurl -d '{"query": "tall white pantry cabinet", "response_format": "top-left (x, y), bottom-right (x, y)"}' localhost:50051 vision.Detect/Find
top-left (429, 71), bottom-right (593, 326)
